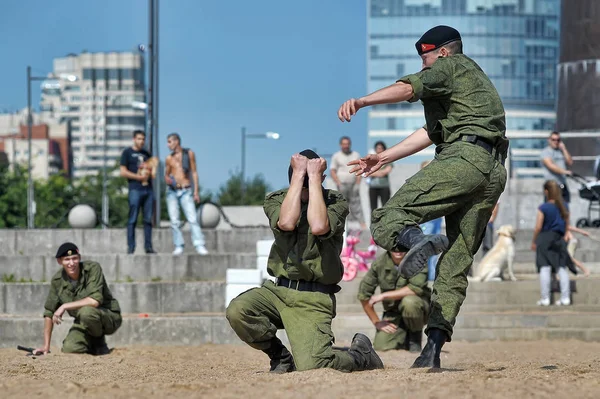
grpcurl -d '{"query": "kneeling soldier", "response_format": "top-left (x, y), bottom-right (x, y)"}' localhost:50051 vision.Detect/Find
top-left (226, 150), bottom-right (384, 373)
top-left (358, 251), bottom-right (430, 352)
top-left (34, 242), bottom-right (122, 355)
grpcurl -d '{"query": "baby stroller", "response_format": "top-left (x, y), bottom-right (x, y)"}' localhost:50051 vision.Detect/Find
top-left (568, 173), bottom-right (600, 228)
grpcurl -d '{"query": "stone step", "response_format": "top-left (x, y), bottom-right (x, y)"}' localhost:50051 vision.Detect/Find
top-left (0, 253), bottom-right (255, 282)
top-left (336, 277), bottom-right (600, 305)
top-left (0, 227), bottom-right (273, 256)
top-left (3, 311), bottom-right (600, 349)
top-left (336, 303), bottom-right (600, 314)
top-left (0, 282), bottom-right (226, 315)
top-left (5, 278), bottom-right (600, 317)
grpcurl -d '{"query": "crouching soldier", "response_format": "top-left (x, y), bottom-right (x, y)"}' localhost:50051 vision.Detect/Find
top-left (226, 149), bottom-right (384, 373)
top-left (34, 242), bottom-right (122, 355)
top-left (358, 251), bottom-right (430, 352)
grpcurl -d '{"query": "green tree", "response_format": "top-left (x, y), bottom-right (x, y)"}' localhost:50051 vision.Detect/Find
top-left (0, 165), bottom-right (27, 228)
top-left (217, 172), bottom-right (271, 205)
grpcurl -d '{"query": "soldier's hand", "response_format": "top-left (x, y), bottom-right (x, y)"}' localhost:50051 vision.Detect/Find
top-left (374, 321), bottom-right (398, 334)
top-left (290, 154), bottom-right (308, 174)
top-left (348, 154), bottom-right (383, 177)
top-left (368, 293), bottom-right (385, 306)
top-left (33, 346), bottom-right (50, 356)
top-left (338, 98), bottom-right (364, 122)
top-left (307, 158), bottom-right (327, 177)
top-left (52, 306), bottom-right (65, 325)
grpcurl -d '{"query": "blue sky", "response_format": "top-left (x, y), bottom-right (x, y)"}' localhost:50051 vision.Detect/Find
top-left (1, 0), bottom-right (369, 192)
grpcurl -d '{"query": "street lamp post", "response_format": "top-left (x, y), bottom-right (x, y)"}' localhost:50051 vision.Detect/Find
top-left (26, 66), bottom-right (77, 229)
top-left (240, 126), bottom-right (280, 201)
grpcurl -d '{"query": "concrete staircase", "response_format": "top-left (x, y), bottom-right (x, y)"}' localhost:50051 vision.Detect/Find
top-left (1, 227), bottom-right (600, 348)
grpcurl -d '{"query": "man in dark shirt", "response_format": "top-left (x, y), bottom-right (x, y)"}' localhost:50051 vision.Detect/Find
top-left (120, 130), bottom-right (156, 254)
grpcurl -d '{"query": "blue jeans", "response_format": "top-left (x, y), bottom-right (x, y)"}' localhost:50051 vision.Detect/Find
top-left (166, 187), bottom-right (205, 249)
top-left (420, 218), bottom-right (443, 281)
top-left (127, 186), bottom-right (154, 251)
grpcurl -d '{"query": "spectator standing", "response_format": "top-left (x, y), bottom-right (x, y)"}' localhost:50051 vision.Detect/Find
top-left (330, 136), bottom-right (366, 230)
top-left (531, 180), bottom-right (574, 306)
top-left (367, 141), bottom-right (393, 213)
top-left (541, 131), bottom-right (573, 204)
top-left (119, 130), bottom-right (156, 254)
top-left (164, 133), bottom-right (208, 255)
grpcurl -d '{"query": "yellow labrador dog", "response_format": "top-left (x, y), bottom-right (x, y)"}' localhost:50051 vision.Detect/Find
top-left (470, 225), bottom-right (516, 282)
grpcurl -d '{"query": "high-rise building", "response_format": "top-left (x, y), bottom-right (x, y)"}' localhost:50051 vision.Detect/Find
top-left (367, 0), bottom-right (560, 181)
top-left (0, 110), bottom-right (70, 178)
top-left (40, 51), bottom-right (146, 178)
top-left (556, 0), bottom-right (600, 177)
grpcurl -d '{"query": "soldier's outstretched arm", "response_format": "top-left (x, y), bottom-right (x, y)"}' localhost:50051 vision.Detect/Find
top-left (338, 82), bottom-right (414, 122)
top-left (348, 128), bottom-right (432, 177)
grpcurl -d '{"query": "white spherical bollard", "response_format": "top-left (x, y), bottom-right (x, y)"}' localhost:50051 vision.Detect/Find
top-left (198, 203), bottom-right (221, 229)
top-left (68, 204), bottom-right (97, 229)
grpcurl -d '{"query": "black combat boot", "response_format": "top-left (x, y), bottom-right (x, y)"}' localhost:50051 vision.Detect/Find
top-left (262, 338), bottom-right (296, 373)
top-left (410, 329), bottom-right (447, 369)
top-left (407, 330), bottom-right (422, 353)
top-left (347, 333), bottom-right (384, 371)
top-left (90, 335), bottom-right (110, 356)
top-left (396, 227), bottom-right (449, 279)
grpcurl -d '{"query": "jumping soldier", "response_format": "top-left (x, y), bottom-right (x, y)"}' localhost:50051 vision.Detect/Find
top-left (338, 25), bottom-right (509, 368)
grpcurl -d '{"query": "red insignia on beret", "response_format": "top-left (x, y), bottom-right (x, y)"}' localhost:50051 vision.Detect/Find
top-left (421, 43), bottom-right (437, 52)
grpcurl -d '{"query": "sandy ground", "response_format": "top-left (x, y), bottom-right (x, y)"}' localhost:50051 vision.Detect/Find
top-left (2, 341), bottom-right (600, 399)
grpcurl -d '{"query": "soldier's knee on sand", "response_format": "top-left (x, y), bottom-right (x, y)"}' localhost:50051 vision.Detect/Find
top-left (62, 340), bottom-right (89, 354)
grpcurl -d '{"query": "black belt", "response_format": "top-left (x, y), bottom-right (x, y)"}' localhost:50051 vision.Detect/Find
top-left (276, 277), bottom-right (340, 294)
top-left (461, 135), bottom-right (505, 166)
top-left (175, 184), bottom-right (191, 190)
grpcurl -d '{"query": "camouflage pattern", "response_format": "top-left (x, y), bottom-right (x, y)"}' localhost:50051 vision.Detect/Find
top-left (398, 54), bottom-right (509, 156)
top-left (43, 261), bottom-right (122, 353)
top-left (371, 54), bottom-right (509, 340)
top-left (226, 281), bottom-right (357, 371)
top-left (358, 252), bottom-right (430, 351)
top-left (62, 307), bottom-right (122, 353)
top-left (262, 188), bottom-right (348, 285)
top-left (227, 187), bottom-right (358, 371)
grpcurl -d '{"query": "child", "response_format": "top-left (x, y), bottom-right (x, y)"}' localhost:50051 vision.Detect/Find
top-left (531, 180), bottom-right (573, 306)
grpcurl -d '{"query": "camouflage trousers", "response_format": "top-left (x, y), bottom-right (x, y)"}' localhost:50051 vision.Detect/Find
top-left (374, 295), bottom-right (429, 351)
top-left (226, 280), bottom-right (357, 372)
top-left (338, 182), bottom-right (365, 225)
top-left (371, 142), bottom-right (507, 339)
top-left (62, 307), bottom-right (122, 353)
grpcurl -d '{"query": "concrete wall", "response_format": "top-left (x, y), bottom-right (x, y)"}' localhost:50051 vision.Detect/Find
top-left (0, 227), bottom-right (273, 256)
top-left (0, 253), bottom-right (255, 282)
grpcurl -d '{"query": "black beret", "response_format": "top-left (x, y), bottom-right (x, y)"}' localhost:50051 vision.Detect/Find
top-left (415, 25), bottom-right (461, 55)
top-left (288, 149), bottom-right (320, 188)
top-left (55, 242), bottom-right (80, 258)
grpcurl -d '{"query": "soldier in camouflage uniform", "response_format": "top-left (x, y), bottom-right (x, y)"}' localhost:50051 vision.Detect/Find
top-left (226, 149), bottom-right (384, 373)
top-left (338, 25), bottom-right (508, 368)
top-left (358, 251), bottom-right (430, 352)
top-left (34, 242), bottom-right (122, 356)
